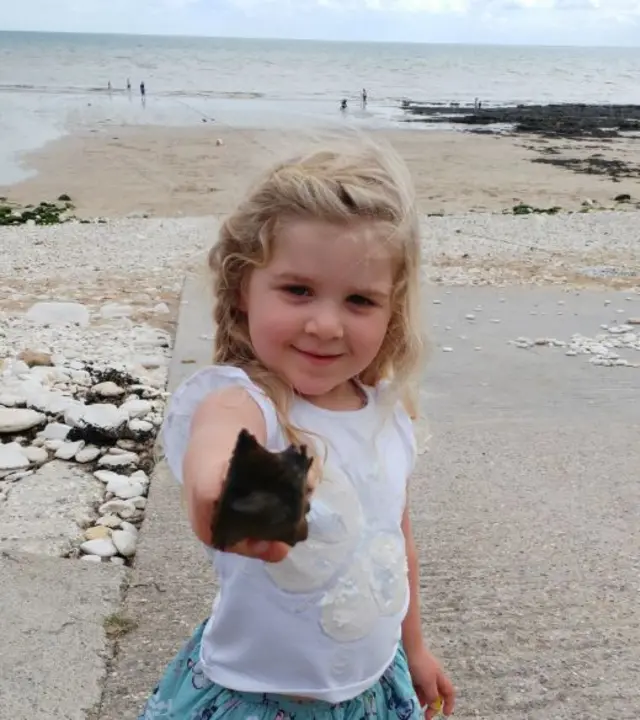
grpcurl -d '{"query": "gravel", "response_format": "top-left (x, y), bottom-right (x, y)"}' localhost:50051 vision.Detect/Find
top-left (0, 212), bottom-right (638, 317)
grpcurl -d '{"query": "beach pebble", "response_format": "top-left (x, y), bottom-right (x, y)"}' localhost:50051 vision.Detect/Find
top-left (99, 498), bottom-right (138, 519)
top-left (81, 538), bottom-right (118, 557)
top-left (64, 404), bottom-right (86, 428)
top-left (98, 451), bottom-right (139, 469)
top-left (93, 381), bottom-right (125, 398)
top-left (22, 445), bottom-right (49, 465)
top-left (129, 419), bottom-right (154, 434)
top-left (18, 349), bottom-right (53, 367)
top-left (120, 398), bottom-right (152, 418)
top-left (0, 393), bottom-right (25, 408)
top-left (94, 469), bottom-right (122, 484)
top-left (0, 408), bottom-right (46, 434)
top-left (55, 440), bottom-right (85, 460)
top-left (80, 403), bottom-right (129, 432)
top-left (84, 525), bottom-right (112, 541)
top-left (0, 442), bottom-right (30, 471)
top-left (75, 445), bottom-right (102, 463)
top-left (25, 301), bottom-right (90, 327)
top-left (110, 556), bottom-right (126, 566)
top-left (44, 439), bottom-right (64, 451)
top-left (112, 529), bottom-right (137, 557)
top-left (106, 476), bottom-right (144, 500)
top-left (96, 514), bottom-right (122, 529)
top-left (81, 554), bottom-right (103, 563)
top-left (120, 521), bottom-right (138, 535)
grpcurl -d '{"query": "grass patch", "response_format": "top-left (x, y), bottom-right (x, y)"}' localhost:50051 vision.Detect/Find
top-left (103, 613), bottom-right (138, 640)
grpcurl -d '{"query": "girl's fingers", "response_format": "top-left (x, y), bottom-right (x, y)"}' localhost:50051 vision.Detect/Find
top-left (439, 677), bottom-right (456, 715)
top-left (228, 539), bottom-right (290, 563)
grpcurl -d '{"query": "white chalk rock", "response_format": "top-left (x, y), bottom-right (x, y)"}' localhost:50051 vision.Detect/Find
top-left (130, 469), bottom-right (149, 486)
top-left (98, 452), bottom-right (139, 469)
top-left (120, 521), bottom-right (138, 536)
top-left (81, 554), bottom-right (103, 563)
top-left (93, 381), bottom-right (125, 398)
top-left (112, 530), bottom-right (137, 557)
top-left (64, 404), bottom-right (86, 428)
top-left (38, 422), bottom-right (72, 441)
top-left (98, 498), bottom-right (137, 519)
top-left (0, 442), bottom-right (30, 471)
top-left (28, 391), bottom-right (77, 417)
top-left (81, 538), bottom-right (118, 557)
top-left (94, 469), bottom-right (123, 484)
top-left (26, 301), bottom-right (90, 327)
top-left (0, 393), bottom-right (25, 407)
top-left (55, 440), bottom-right (85, 460)
top-left (0, 408), bottom-right (45, 434)
top-left (81, 404), bottom-right (128, 431)
top-left (120, 398), bottom-right (152, 419)
top-left (22, 445), bottom-right (49, 465)
top-left (106, 476), bottom-right (144, 500)
top-left (96, 514), bottom-right (122, 529)
top-left (128, 419), bottom-right (154, 434)
top-left (75, 445), bottom-right (101, 463)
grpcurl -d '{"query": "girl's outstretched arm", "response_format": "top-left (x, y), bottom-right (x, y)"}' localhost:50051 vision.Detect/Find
top-left (182, 386), bottom-right (289, 562)
top-left (184, 386), bottom-right (265, 545)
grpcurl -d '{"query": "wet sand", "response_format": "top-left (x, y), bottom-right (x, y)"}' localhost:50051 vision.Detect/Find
top-left (3, 124), bottom-right (640, 217)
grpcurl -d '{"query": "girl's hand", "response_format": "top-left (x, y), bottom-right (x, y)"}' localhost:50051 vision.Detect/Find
top-left (408, 647), bottom-right (456, 718)
top-left (227, 538), bottom-right (290, 563)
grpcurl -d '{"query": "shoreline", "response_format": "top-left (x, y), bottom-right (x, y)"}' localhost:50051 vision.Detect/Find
top-left (3, 123), bottom-right (640, 218)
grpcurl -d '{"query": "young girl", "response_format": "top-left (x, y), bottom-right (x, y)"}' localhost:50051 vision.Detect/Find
top-left (141, 138), bottom-right (456, 720)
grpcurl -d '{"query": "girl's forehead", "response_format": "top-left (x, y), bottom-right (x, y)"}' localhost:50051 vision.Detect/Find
top-left (271, 218), bottom-right (395, 270)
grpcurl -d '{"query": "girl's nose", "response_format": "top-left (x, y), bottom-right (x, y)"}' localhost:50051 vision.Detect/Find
top-left (304, 305), bottom-right (344, 339)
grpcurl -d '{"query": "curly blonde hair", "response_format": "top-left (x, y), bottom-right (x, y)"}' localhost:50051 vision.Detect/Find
top-left (208, 135), bottom-right (426, 452)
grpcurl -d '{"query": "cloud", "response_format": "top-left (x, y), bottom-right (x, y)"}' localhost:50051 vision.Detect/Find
top-left (1, 0), bottom-right (640, 42)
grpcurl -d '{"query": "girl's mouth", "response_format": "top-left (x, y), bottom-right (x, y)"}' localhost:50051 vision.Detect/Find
top-left (294, 348), bottom-right (343, 365)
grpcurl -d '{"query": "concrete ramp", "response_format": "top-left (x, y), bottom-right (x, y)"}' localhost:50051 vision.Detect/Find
top-left (0, 552), bottom-right (125, 720)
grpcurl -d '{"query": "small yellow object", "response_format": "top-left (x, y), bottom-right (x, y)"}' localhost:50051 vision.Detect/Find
top-left (421, 697), bottom-right (444, 716)
top-left (431, 698), bottom-right (444, 716)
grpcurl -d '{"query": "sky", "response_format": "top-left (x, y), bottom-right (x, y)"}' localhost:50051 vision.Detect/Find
top-left (1, 0), bottom-right (640, 46)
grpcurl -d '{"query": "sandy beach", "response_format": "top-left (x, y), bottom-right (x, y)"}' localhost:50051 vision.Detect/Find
top-left (3, 125), bottom-right (640, 218)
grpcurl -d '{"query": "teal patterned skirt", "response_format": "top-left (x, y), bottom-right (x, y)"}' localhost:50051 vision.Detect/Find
top-left (138, 620), bottom-right (421, 719)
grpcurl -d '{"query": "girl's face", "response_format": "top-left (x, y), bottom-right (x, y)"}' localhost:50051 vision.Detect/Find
top-left (242, 218), bottom-right (394, 408)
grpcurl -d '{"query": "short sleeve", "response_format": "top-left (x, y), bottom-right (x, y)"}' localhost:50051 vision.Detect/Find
top-left (393, 403), bottom-right (417, 479)
top-left (161, 365), bottom-right (279, 484)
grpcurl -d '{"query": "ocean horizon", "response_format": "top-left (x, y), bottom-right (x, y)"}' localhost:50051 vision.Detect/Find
top-left (2, 30), bottom-right (640, 183)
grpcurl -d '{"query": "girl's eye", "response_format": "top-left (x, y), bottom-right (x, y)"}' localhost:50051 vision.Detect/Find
top-left (283, 284), bottom-right (312, 297)
top-left (347, 294), bottom-right (375, 307)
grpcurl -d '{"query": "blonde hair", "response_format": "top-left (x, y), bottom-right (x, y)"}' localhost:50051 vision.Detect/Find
top-left (208, 135), bottom-right (426, 452)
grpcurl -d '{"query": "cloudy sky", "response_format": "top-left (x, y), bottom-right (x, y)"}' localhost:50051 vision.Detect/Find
top-left (1, 0), bottom-right (639, 45)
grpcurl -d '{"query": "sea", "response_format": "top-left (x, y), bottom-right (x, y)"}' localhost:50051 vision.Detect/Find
top-left (2, 30), bottom-right (640, 183)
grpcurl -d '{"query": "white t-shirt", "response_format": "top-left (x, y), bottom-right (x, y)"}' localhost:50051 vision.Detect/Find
top-left (162, 364), bottom-right (417, 703)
